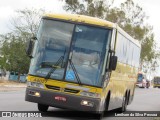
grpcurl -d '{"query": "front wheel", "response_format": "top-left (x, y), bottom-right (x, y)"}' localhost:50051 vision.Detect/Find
top-left (38, 103), bottom-right (49, 112)
top-left (95, 112), bottom-right (104, 120)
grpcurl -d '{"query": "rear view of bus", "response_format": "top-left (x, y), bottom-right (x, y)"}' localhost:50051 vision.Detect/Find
top-left (153, 77), bottom-right (160, 88)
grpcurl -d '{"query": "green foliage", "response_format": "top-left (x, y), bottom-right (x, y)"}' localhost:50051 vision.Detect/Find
top-left (106, 8), bottom-right (125, 25)
top-left (64, 0), bottom-right (113, 18)
top-left (0, 34), bottom-right (30, 73)
top-left (141, 34), bottom-right (156, 62)
top-left (0, 8), bottom-right (45, 74)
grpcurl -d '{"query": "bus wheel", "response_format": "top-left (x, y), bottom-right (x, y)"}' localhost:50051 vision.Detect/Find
top-left (95, 112), bottom-right (104, 120)
top-left (38, 103), bottom-right (49, 112)
top-left (119, 95), bottom-right (127, 113)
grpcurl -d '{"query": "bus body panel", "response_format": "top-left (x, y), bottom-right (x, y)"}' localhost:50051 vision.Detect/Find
top-left (153, 76), bottom-right (160, 88)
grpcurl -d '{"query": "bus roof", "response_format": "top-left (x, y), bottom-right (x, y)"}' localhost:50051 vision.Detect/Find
top-left (44, 13), bottom-right (114, 28)
top-left (43, 13), bottom-right (141, 48)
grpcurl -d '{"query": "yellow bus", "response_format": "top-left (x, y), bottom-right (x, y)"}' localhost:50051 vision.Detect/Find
top-left (153, 76), bottom-right (160, 88)
top-left (25, 14), bottom-right (141, 119)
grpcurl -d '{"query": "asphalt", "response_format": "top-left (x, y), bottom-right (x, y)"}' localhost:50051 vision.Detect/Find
top-left (0, 87), bottom-right (160, 120)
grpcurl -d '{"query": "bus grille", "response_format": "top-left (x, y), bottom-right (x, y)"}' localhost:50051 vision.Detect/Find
top-left (46, 85), bottom-right (60, 91)
top-left (64, 88), bottom-right (80, 94)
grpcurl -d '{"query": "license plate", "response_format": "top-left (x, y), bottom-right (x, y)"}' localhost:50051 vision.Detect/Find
top-left (54, 96), bottom-right (66, 102)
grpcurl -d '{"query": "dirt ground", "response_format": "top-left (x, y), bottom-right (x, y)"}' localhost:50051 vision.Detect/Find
top-left (0, 79), bottom-right (26, 92)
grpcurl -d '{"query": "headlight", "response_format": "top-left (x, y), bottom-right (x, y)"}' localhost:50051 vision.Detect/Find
top-left (80, 91), bottom-right (100, 98)
top-left (27, 82), bottom-right (44, 89)
top-left (81, 100), bottom-right (94, 107)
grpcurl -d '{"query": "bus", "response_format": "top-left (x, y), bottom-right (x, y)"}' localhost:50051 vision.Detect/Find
top-left (153, 76), bottom-right (160, 88)
top-left (136, 72), bottom-right (147, 88)
top-left (25, 14), bottom-right (141, 119)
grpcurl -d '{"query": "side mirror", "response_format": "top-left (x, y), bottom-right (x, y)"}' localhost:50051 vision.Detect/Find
top-left (26, 37), bottom-right (36, 58)
top-left (109, 56), bottom-right (118, 70)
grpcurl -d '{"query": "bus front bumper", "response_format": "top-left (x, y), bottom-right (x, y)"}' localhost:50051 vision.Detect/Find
top-left (25, 87), bottom-right (101, 113)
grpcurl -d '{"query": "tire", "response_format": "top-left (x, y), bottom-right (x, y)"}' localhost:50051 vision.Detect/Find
top-left (38, 103), bottom-right (49, 112)
top-left (105, 94), bottom-right (110, 112)
top-left (119, 95), bottom-right (127, 113)
top-left (95, 112), bottom-right (104, 120)
top-left (95, 97), bottom-right (108, 120)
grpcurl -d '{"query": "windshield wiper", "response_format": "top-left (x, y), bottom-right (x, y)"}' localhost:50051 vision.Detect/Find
top-left (68, 59), bottom-right (82, 85)
top-left (45, 48), bottom-right (66, 79)
top-left (45, 56), bottom-right (64, 79)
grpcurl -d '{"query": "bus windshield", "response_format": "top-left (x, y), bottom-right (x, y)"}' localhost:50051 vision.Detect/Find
top-left (29, 19), bottom-right (111, 87)
top-left (154, 77), bottom-right (160, 83)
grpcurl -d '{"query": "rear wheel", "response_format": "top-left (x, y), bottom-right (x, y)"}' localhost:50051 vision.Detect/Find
top-left (118, 94), bottom-right (128, 113)
top-left (38, 103), bottom-right (49, 112)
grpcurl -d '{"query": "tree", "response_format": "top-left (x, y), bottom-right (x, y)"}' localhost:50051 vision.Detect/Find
top-left (64, 0), bottom-right (114, 19)
top-left (0, 34), bottom-right (30, 73)
top-left (62, 0), bottom-right (159, 73)
top-left (11, 8), bottom-right (45, 41)
top-left (0, 8), bottom-right (45, 79)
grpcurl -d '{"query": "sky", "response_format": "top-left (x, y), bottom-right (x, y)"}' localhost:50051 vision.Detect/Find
top-left (0, 0), bottom-right (66, 34)
top-left (0, 0), bottom-right (160, 77)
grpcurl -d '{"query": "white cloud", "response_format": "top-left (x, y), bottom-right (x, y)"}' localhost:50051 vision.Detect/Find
top-left (0, 0), bottom-right (66, 34)
top-left (0, 6), bottom-right (16, 34)
top-left (0, 6), bottom-right (14, 19)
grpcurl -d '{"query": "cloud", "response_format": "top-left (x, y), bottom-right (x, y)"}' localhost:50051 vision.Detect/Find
top-left (0, 6), bottom-right (15, 19)
top-left (0, 6), bottom-right (16, 34)
top-left (0, 0), bottom-right (66, 34)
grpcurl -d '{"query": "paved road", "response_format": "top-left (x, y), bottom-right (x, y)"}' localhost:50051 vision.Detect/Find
top-left (0, 87), bottom-right (160, 120)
